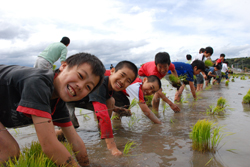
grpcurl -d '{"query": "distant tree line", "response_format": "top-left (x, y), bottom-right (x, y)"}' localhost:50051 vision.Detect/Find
top-left (224, 57), bottom-right (250, 69)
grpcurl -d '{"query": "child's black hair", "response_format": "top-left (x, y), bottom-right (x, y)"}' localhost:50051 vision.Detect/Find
top-left (146, 75), bottom-right (162, 89)
top-left (186, 54), bottom-right (192, 60)
top-left (115, 61), bottom-right (138, 82)
top-left (213, 64), bottom-right (222, 70)
top-left (154, 52), bottom-right (171, 66)
top-left (220, 53), bottom-right (225, 57)
top-left (65, 52), bottom-right (106, 92)
top-left (191, 60), bottom-right (205, 72)
top-left (205, 46), bottom-right (213, 55)
top-left (60, 37), bottom-right (70, 46)
top-left (199, 48), bottom-right (205, 53)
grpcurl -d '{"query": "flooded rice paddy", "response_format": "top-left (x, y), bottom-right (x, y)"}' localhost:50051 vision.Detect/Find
top-left (9, 77), bottom-right (250, 167)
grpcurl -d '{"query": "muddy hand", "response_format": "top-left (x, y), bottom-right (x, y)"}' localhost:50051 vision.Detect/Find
top-left (113, 106), bottom-right (132, 117)
top-left (170, 104), bottom-right (180, 113)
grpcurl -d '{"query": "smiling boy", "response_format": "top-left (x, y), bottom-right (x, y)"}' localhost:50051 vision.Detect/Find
top-left (138, 52), bottom-right (180, 113)
top-left (0, 52), bottom-right (105, 166)
top-left (65, 61), bottom-right (138, 156)
top-left (113, 75), bottom-right (162, 124)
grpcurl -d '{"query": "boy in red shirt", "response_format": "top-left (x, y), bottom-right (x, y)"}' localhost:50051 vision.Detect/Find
top-left (138, 52), bottom-right (180, 112)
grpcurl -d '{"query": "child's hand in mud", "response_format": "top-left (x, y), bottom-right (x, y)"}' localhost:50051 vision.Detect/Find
top-left (113, 106), bottom-right (132, 117)
top-left (170, 103), bottom-right (180, 113)
top-left (111, 147), bottom-right (123, 156)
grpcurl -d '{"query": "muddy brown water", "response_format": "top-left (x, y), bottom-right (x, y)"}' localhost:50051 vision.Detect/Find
top-left (8, 77), bottom-right (250, 167)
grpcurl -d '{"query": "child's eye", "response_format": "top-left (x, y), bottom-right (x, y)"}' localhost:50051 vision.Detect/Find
top-left (78, 73), bottom-right (83, 79)
top-left (86, 85), bottom-right (92, 91)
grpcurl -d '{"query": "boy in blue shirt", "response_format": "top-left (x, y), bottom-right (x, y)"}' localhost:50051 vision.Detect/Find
top-left (168, 60), bottom-right (205, 102)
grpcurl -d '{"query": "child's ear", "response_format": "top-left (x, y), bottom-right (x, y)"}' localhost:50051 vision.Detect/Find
top-left (194, 66), bottom-right (197, 72)
top-left (143, 77), bottom-right (148, 83)
top-left (110, 67), bottom-right (115, 75)
top-left (59, 62), bottom-right (67, 71)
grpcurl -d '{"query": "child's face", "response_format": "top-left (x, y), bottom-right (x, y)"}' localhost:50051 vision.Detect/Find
top-left (142, 78), bottom-right (160, 96)
top-left (156, 63), bottom-right (169, 76)
top-left (193, 66), bottom-right (202, 75)
top-left (54, 63), bottom-right (100, 102)
top-left (220, 56), bottom-right (224, 61)
top-left (109, 67), bottom-right (135, 91)
top-left (203, 52), bottom-right (211, 58)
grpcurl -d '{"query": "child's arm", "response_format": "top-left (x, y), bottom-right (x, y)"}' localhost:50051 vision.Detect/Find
top-left (201, 71), bottom-right (207, 79)
top-left (189, 81), bottom-right (196, 100)
top-left (62, 126), bottom-right (89, 166)
top-left (92, 101), bottom-right (122, 156)
top-left (32, 115), bottom-right (80, 167)
top-left (139, 103), bottom-right (162, 124)
top-left (158, 90), bottom-right (180, 112)
top-left (171, 69), bottom-right (178, 78)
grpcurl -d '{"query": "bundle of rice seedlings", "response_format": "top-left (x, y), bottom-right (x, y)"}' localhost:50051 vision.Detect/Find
top-left (190, 119), bottom-right (232, 153)
top-left (169, 74), bottom-right (181, 88)
top-left (204, 59), bottom-right (214, 67)
top-left (144, 94), bottom-right (153, 107)
top-left (225, 80), bottom-right (229, 86)
top-left (242, 89), bottom-right (250, 104)
top-left (231, 78), bottom-right (235, 82)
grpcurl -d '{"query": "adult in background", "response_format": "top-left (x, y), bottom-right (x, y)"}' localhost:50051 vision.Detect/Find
top-left (34, 37), bottom-right (70, 70)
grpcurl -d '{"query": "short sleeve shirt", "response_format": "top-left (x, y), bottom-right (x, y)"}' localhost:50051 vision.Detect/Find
top-left (88, 76), bottom-right (113, 104)
top-left (0, 65), bottom-right (72, 128)
top-left (138, 61), bottom-right (175, 79)
top-left (122, 78), bottom-right (145, 103)
top-left (192, 53), bottom-right (205, 63)
top-left (168, 62), bottom-right (194, 81)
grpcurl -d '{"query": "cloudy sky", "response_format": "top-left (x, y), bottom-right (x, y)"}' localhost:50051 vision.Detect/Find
top-left (0, 0), bottom-right (250, 69)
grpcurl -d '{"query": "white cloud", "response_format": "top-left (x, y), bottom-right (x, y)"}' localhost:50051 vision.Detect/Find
top-left (0, 0), bottom-right (250, 68)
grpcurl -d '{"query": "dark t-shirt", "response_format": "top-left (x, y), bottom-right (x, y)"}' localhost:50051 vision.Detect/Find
top-left (88, 76), bottom-right (113, 104)
top-left (0, 65), bottom-right (72, 128)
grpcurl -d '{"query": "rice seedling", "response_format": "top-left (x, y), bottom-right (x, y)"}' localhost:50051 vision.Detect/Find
top-left (111, 114), bottom-right (120, 120)
top-left (248, 76), bottom-right (250, 79)
top-left (204, 59), bottom-right (214, 67)
top-left (129, 98), bottom-right (139, 109)
top-left (127, 113), bottom-right (141, 128)
top-left (123, 141), bottom-right (137, 155)
top-left (162, 103), bottom-right (168, 114)
top-left (225, 80), bottom-right (229, 86)
top-left (206, 97), bottom-right (227, 115)
top-left (2, 141), bottom-right (73, 167)
top-left (190, 119), bottom-right (233, 153)
top-left (144, 94), bottom-right (153, 107)
top-left (242, 89), bottom-right (250, 104)
top-left (231, 78), bottom-right (235, 82)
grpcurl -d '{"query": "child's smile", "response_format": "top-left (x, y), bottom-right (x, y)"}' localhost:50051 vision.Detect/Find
top-left (109, 67), bottom-right (135, 92)
top-left (53, 63), bottom-right (100, 102)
